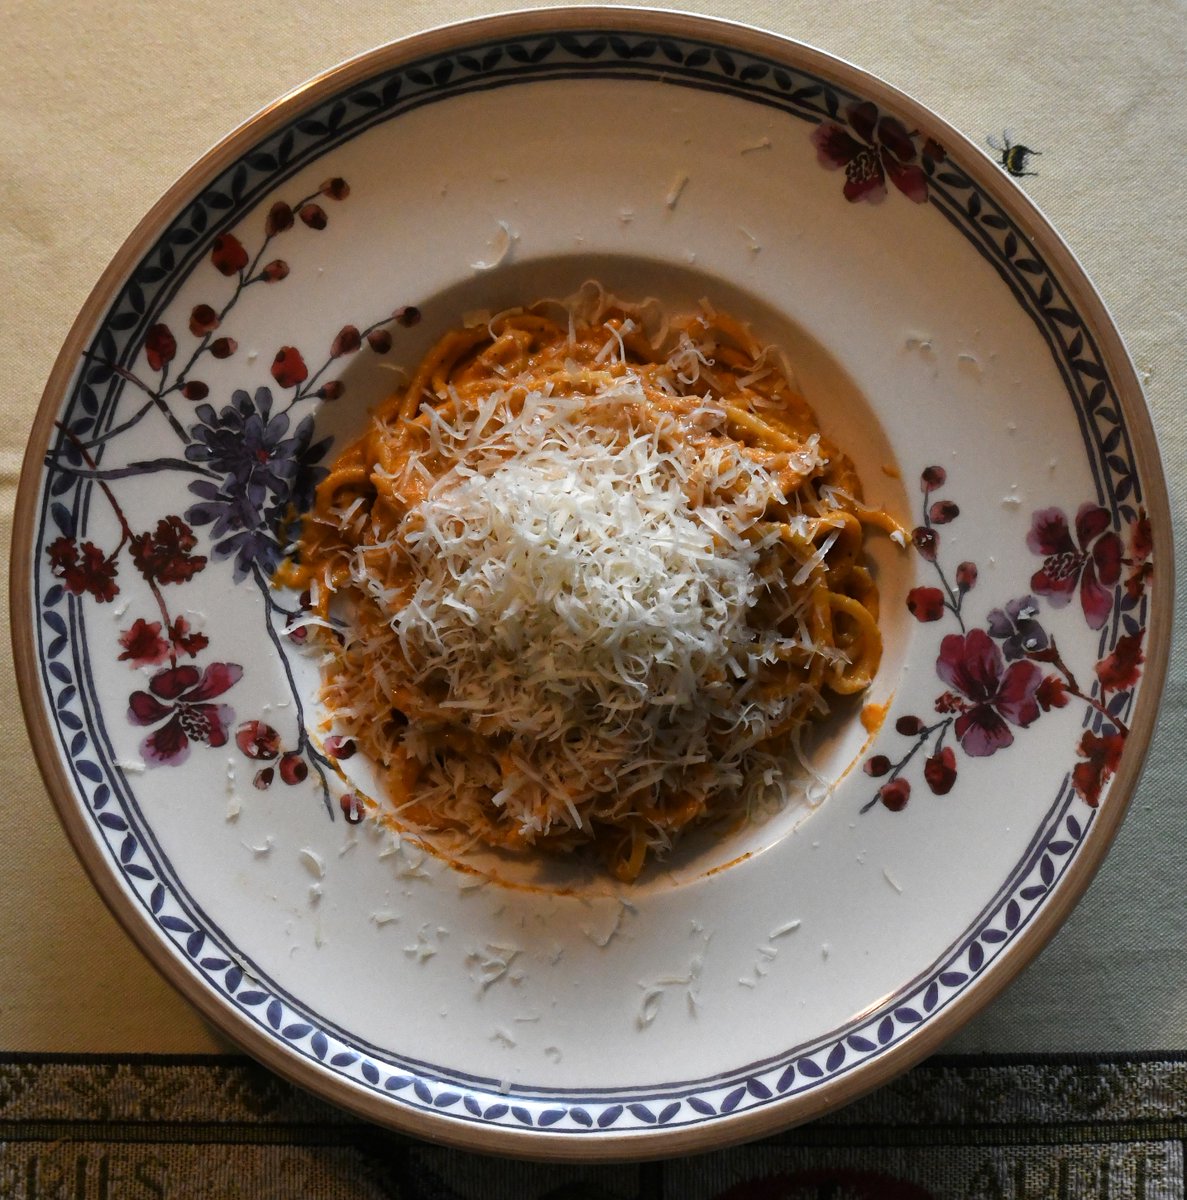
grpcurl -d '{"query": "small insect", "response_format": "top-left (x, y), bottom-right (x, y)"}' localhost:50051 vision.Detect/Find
top-left (987, 130), bottom-right (1041, 177)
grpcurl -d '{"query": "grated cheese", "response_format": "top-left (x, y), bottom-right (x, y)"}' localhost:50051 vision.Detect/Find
top-left (348, 371), bottom-right (833, 845)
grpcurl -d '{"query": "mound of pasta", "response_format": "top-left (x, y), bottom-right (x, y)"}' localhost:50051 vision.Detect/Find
top-left (282, 290), bottom-right (892, 881)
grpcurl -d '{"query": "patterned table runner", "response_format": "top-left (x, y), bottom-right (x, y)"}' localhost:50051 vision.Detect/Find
top-left (2, 1053), bottom-right (1183, 1197)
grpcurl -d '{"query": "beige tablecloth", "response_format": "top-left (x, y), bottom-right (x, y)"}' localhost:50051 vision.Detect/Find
top-left (1, 0), bottom-right (1183, 1060)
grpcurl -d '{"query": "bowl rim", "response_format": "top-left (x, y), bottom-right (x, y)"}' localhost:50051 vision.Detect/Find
top-left (9, 3), bottom-right (1175, 1161)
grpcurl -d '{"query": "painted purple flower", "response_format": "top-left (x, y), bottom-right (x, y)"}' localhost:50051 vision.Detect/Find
top-left (936, 629), bottom-right (1042, 757)
top-left (986, 595), bottom-right (1049, 661)
top-left (128, 662), bottom-right (243, 765)
top-left (811, 102), bottom-right (930, 204)
top-left (1026, 504), bottom-right (1122, 630)
top-left (184, 387), bottom-right (331, 579)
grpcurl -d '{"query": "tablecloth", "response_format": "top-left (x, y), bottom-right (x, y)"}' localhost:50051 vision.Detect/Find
top-left (1, 0), bottom-right (1184, 1190)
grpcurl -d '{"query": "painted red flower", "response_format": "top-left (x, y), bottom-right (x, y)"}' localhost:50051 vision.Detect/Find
top-left (1071, 729), bottom-right (1125, 807)
top-left (118, 618), bottom-right (170, 667)
top-left (907, 586), bottom-right (945, 621)
top-left (127, 662), bottom-right (242, 766)
top-left (1036, 675), bottom-right (1069, 711)
top-left (46, 536), bottom-right (119, 602)
top-left (236, 720), bottom-right (280, 760)
top-left (936, 629), bottom-right (1043, 757)
top-left (169, 616), bottom-right (209, 658)
top-left (118, 616), bottom-right (208, 667)
top-left (924, 746), bottom-right (957, 795)
top-left (129, 516), bottom-right (207, 585)
top-left (811, 102), bottom-right (929, 204)
top-left (1095, 630), bottom-right (1144, 692)
top-left (1027, 504), bottom-right (1123, 630)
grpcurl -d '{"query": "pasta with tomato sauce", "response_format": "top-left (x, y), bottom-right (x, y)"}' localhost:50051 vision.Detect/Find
top-left (279, 288), bottom-right (896, 881)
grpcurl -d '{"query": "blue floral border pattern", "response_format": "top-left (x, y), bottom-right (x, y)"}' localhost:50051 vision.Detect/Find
top-left (35, 29), bottom-right (1147, 1134)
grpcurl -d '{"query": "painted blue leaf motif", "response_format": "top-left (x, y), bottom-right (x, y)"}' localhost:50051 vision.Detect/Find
top-left (923, 982), bottom-right (939, 1012)
top-left (281, 1024), bottom-right (312, 1041)
top-left (511, 1107), bottom-right (533, 1126)
top-left (57, 686), bottom-right (77, 710)
top-left (360, 1061), bottom-right (380, 1085)
top-left (330, 1053), bottom-right (358, 1068)
top-left (78, 760), bottom-right (104, 783)
top-left (119, 834), bottom-right (137, 863)
top-left (50, 662), bottom-right (71, 684)
top-left (825, 1043), bottom-right (846, 1072)
top-left (61, 711), bottom-right (84, 733)
top-left (570, 1108), bottom-right (593, 1127)
top-left (658, 1102), bottom-right (681, 1124)
top-left (1066, 815), bottom-right (1083, 839)
top-left (266, 1000), bottom-right (282, 1029)
top-left (895, 1008), bottom-right (922, 1024)
top-left (969, 942), bottom-right (985, 970)
top-left (847, 1036), bottom-right (876, 1054)
top-left (413, 1079), bottom-right (432, 1104)
top-left (597, 1105), bottom-right (623, 1128)
top-left (482, 1103), bottom-right (508, 1121)
top-left (720, 1087), bottom-right (746, 1113)
top-left (98, 812), bottom-right (128, 832)
top-left (48, 635), bottom-right (67, 657)
top-left (310, 1032), bottom-right (328, 1061)
top-left (798, 1057), bottom-right (824, 1078)
top-left (1021, 885), bottom-right (1047, 901)
top-left (776, 1065), bottom-right (796, 1092)
top-left (384, 1076), bottom-right (411, 1092)
top-left (538, 1109), bottom-right (566, 1126)
top-left (160, 915), bottom-right (193, 934)
top-left (1005, 900), bottom-right (1022, 930)
top-left (224, 967), bottom-right (242, 993)
top-left (463, 1095), bottom-right (482, 1117)
top-left (150, 885), bottom-right (165, 914)
top-left (200, 957), bottom-right (229, 971)
top-left (186, 930), bottom-right (204, 957)
top-left (109, 310), bottom-right (138, 332)
top-left (44, 584), bottom-right (64, 607)
top-left (1039, 856), bottom-right (1055, 886)
top-left (434, 1093), bottom-right (461, 1109)
top-left (878, 1016), bottom-right (895, 1044)
top-left (940, 971), bottom-right (968, 987)
top-left (628, 1103), bottom-right (657, 1124)
top-left (982, 928), bottom-right (1008, 943)
top-left (92, 784), bottom-right (109, 809)
top-left (50, 503), bottom-right (75, 537)
top-left (747, 1079), bottom-right (772, 1100)
top-left (125, 865), bottom-right (152, 881)
top-left (688, 1096), bottom-right (716, 1115)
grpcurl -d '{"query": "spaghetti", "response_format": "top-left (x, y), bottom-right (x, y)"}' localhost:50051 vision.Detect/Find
top-left (281, 288), bottom-right (895, 881)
